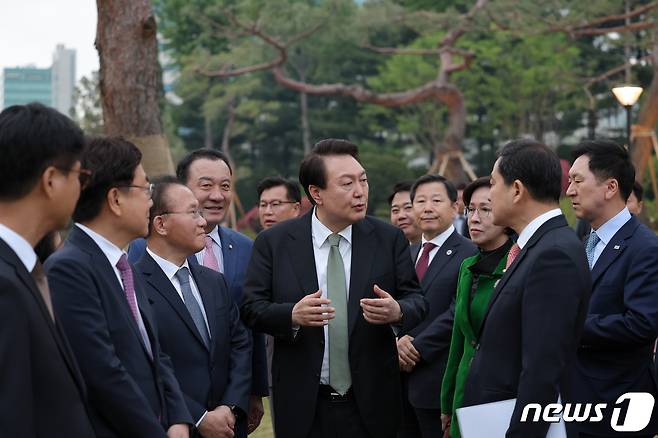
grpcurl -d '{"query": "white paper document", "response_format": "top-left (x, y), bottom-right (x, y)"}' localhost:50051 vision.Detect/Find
top-left (456, 398), bottom-right (567, 438)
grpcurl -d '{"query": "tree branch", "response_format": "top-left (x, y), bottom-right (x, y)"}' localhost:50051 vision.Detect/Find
top-left (584, 54), bottom-right (653, 87)
top-left (440, 0), bottom-right (489, 48)
top-left (573, 1), bottom-right (658, 29)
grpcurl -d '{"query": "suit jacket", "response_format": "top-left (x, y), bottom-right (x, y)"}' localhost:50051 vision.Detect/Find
top-left (135, 252), bottom-right (252, 437)
top-left (462, 215), bottom-right (591, 438)
top-left (45, 226), bottom-right (191, 438)
top-left (0, 238), bottom-right (96, 437)
top-left (129, 228), bottom-right (269, 397)
top-left (569, 215), bottom-right (658, 436)
top-left (240, 211), bottom-right (427, 438)
top-left (405, 231), bottom-right (477, 409)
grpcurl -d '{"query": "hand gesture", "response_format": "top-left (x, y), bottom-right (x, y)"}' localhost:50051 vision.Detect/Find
top-left (360, 284), bottom-right (402, 324)
top-left (292, 290), bottom-right (335, 327)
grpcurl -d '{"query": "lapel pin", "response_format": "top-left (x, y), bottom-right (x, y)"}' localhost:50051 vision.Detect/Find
top-left (228, 244), bottom-right (233, 250)
top-left (613, 245), bottom-right (620, 250)
top-left (446, 249), bottom-right (453, 256)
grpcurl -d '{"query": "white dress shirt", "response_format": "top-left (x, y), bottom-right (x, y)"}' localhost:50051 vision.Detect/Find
top-left (516, 209), bottom-right (562, 249)
top-left (311, 208), bottom-right (352, 385)
top-left (0, 223), bottom-right (37, 272)
top-left (590, 207), bottom-right (631, 268)
top-left (76, 223), bottom-right (153, 358)
top-left (195, 226), bottom-right (225, 273)
top-left (415, 225), bottom-right (455, 266)
top-left (146, 247), bottom-right (211, 336)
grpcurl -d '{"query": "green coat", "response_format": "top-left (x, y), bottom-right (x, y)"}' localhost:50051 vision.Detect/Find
top-left (440, 250), bottom-right (509, 438)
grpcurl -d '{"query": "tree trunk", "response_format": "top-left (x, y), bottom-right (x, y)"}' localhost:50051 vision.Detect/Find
top-left (631, 44), bottom-right (658, 180)
top-left (96, 0), bottom-right (174, 176)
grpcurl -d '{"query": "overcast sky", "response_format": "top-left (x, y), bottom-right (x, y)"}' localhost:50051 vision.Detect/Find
top-left (1, 0), bottom-right (99, 81)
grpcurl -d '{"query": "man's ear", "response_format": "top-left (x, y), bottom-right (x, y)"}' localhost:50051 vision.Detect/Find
top-left (309, 185), bottom-right (322, 205)
top-left (151, 215), bottom-right (167, 236)
top-left (604, 178), bottom-right (619, 201)
top-left (512, 179), bottom-right (524, 204)
top-left (106, 187), bottom-right (123, 216)
top-left (39, 166), bottom-right (60, 200)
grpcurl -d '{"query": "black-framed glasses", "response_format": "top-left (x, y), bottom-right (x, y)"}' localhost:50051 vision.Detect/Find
top-left (465, 206), bottom-right (492, 217)
top-left (116, 183), bottom-right (154, 197)
top-left (159, 209), bottom-right (205, 219)
top-left (259, 200), bottom-right (298, 209)
top-left (55, 166), bottom-right (93, 190)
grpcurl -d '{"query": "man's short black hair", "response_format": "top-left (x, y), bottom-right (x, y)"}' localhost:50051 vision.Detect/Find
top-left (73, 137), bottom-right (143, 223)
top-left (572, 139), bottom-right (635, 201)
top-left (257, 176), bottom-right (301, 203)
top-left (388, 181), bottom-right (413, 205)
top-left (148, 175), bottom-right (186, 235)
top-left (632, 180), bottom-right (644, 202)
top-left (462, 176), bottom-right (492, 208)
top-left (176, 149), bottom-right (233, 184)
top-left (497, 139), bottom-right (562, 203)
top-left (410, 174), bottom-right (457, 203)
top-left (299, 139), bottom-right (360, 205)
top-left (0, 103), bottom-right (85, 201)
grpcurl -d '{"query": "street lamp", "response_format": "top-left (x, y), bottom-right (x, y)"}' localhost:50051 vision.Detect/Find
top-left (612, 85), bottom-right (643, 148)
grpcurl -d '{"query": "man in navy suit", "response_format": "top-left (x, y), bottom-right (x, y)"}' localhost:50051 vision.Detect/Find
top-left (128, 149), bottom-right (268, 433)
top-left (461, 139), bottom-right (591, 438)
top-left (0, 103), bottom-right (95, 437)
top-left (46, 137), bottom-right (191, 438)
top-left (397, 175), bottom-right (477, 438)
top-left (135, 177), bottom-right (252, 438)
top-left (566, 140), bottom-right (658, 438)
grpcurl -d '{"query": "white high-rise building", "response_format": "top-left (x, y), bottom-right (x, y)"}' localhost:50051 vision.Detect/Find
top-left (51, 44), bottom-right (76, 116)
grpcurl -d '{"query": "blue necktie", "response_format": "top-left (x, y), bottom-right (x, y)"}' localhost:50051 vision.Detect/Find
top-left (585, 231), bottom-right (601, 269)
top-left (175, 267), bottom-right (210, 349)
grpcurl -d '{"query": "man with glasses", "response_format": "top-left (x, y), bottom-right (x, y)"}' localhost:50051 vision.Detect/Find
top-left (46, 137), bottom-right (192, 438)
top-left (257, 176), bottom-right (302, 231)
top-left (397, 174), bottom-right (476, 438)
top-left (135, 177), bottom-right (252, 438)
top-left (0, 103), bottom-right (96, 437)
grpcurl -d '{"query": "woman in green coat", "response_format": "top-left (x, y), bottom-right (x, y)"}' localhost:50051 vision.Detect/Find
top-left (440, 177), bottom-right (513, 438)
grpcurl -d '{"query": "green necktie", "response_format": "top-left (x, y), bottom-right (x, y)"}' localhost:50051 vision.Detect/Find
top-left (327, 233), bottom-right (351, 395)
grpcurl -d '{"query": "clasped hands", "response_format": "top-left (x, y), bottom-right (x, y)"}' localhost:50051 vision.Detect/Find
top-left (291, 284), bottom-right (402, 327)
top-left (397, 334), bottom-right (420, 372)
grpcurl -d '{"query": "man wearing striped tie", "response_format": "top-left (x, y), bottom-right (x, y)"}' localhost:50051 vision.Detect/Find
top-left (566, 140), bottom-right (658, 438)
top-left (241, 139), bottom-right (427, 438)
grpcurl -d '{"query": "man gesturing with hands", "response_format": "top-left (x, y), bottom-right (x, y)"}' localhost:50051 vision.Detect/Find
top-left (241, 139), bottom-right (426, 438)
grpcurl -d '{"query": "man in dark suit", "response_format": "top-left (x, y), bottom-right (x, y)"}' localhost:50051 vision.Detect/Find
top-left (566, 140), bottom-right (658, 438)
top-left (135, 177), bottom-right (252, 438)
top-left (241, 139), bottom-right (427, 438)
top-left (461, 139), bottom-right (591, 438)
top-left (0, 103), bottom-right (95, 437)
top-left (128, 150), bottom-right (268, 433)
top-left (388, 181), bottom-right (422, 246)
top-left (46, 137), bottom-right (192, 438)
top-left (396, 175), bottom-right (477, 438)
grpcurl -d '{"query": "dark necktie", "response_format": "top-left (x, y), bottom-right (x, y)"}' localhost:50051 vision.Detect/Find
top-left (31, 261), bottom-right (54, 321)
top-left (175, 267), bottom-right (210, 349)
top-left (415, 242), bottom-right (437, 282)
top-left (505, 243), bottom-right (521, 270)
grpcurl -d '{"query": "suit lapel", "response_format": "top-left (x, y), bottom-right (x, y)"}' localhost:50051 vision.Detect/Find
top-left (477, 215), bottom-right (567, 340)
top-left (140, 253), bottom-right (209, 350)
top-left (421, 231), bottom-right (462, 289)
top-left (190, 263), bottom-right (217, 355)
top-left (218, 227), bottom-right (237, 288)
top-left (590, 216), bottom-right (638, 286)
top-left (0, 239), bottom-right (87, 396)
top-left (410, 243), bottom-right (421, 264)
top-left (348, 219), bottom-right (376, 337)
top-left (287, 212), bottom-right (320, 297)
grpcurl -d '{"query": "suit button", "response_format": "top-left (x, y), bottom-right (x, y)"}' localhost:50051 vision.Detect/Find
top-left (470, 340), bottom-right (476, 347)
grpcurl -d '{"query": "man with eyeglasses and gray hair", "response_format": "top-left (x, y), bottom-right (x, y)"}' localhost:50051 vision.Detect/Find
top-left (135, 176), bottom-right (252, 438)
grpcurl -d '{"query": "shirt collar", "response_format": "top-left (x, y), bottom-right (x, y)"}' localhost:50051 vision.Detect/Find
top-left (208, 225), bottom-right (222, 248)
top-left (0, 223), bottom-right (37, 272)
top-left (592, 207), bottom-right (632, 246)
top-left (75, 223), bottom-right (125, 268)
top-left (516, 208), bottom-right (562, 249)
top-left (311, 207), bottom-right (352, 249)
top-left (146, 246), bottom-right (190, 282)
top-left (421, 224), bottom-right (455, 250)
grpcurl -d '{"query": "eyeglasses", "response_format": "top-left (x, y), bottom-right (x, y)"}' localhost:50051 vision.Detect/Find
top-left (159, 209), bottom-right (205, 219)
top-left (465, 206), bottom-right (492, 217)
top-left (259, 200), bottom-right (298, 210)
top-left (116, 183), bottom-right (154, 197)
top-left (55, 166), bottom-right (93, 190)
